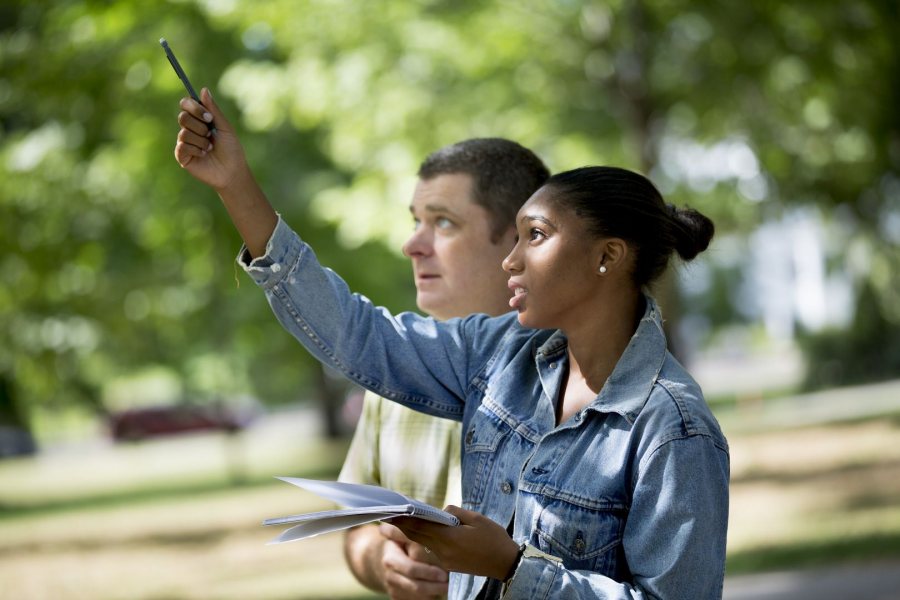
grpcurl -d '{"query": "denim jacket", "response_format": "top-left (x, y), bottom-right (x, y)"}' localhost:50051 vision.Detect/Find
top-left (241, 218), bottom-right (730, 600)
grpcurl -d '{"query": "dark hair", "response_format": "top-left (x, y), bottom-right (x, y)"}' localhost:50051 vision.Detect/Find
top-left (545, 166), bottom-right (714, 286)
top-left (418, 138), bottom-right (550, 242)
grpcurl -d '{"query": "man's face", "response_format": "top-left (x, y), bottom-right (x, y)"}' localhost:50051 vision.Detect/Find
top-left (402, 173), bottom-right (517, 320)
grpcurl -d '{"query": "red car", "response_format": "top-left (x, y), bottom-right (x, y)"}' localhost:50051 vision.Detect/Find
top-left (108, 401), bottom-right (259, 442)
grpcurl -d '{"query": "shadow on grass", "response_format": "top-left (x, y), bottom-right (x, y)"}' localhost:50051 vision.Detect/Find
top-left (0, 464), bottom-right (343, 521)
top-left (0, 526), bottom-right (235, 557)
top-left (728, 530), bottom-right (900, 575)
top-left (731, 457), bottom-right (900, 485)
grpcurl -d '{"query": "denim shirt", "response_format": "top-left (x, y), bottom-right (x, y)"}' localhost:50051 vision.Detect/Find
top-left (241, 218), bottom-right (730, 600)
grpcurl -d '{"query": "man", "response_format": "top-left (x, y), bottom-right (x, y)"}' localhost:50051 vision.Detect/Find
top-left (338, 138), bottom-right (549, 599)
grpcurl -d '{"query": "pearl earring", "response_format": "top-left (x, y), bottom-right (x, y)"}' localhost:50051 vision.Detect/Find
top-left (599, 265), bottom-right (607, 274)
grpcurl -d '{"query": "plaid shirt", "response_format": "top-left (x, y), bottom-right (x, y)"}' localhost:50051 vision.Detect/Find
top-left (339, 390), bottom-right (462, 509)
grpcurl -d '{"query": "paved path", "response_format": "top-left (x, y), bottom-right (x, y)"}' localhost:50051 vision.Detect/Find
top-left (724, 561), bottom-right (900, 600)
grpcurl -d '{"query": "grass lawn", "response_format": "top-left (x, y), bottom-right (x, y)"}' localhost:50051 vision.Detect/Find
top-left (2, 409), bottom-right (900, 598)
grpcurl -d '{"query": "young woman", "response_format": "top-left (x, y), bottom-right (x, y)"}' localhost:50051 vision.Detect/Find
top-left (175, 89), bottom-right (729, 599)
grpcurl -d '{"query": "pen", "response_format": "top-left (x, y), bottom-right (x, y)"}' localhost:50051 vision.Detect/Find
top-left (159, 37), bottom-right (216, 134)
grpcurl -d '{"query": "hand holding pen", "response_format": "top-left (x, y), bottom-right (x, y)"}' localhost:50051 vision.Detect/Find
top-left (164, 36), bottom-right (277, 257)
top-left (162, 38), bottom-right (247, 192)
top-left (160, 38), bottom-right (216, 135)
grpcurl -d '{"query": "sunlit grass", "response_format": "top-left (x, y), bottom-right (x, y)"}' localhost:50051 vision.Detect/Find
top-left (0, 427), bottom-right (374, 600)
top-left (2, 410), bottom-right (900, 598)
top-left (725, 418), bottom-right (900, 574)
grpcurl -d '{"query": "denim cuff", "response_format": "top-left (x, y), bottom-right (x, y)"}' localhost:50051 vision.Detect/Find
top-left (236, 215), bottom-right (305, 289)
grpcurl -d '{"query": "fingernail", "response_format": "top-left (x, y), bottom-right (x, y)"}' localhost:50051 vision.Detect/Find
top-left (203, 112), bottom-right (213, 122)
top-left (207, 142), bottom-right (213, 152)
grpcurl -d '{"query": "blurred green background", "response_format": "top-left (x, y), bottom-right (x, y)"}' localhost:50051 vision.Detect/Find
top-left (1, 1), bottom-right (899, 598)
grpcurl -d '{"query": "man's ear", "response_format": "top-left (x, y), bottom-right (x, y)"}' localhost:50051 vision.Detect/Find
top-left (596, 238), bottom-right (629, 274)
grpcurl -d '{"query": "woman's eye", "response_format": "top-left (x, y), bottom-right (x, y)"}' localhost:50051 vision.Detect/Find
top-left (529, 228), bottom-right (546, 241)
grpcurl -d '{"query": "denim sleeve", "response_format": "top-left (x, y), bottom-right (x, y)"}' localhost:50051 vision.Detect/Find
top-left (503, 434), bottom-right (730, 599)
top-left (238, 217), bottom-right (504, 421)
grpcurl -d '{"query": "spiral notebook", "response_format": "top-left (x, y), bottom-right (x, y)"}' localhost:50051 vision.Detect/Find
top-left (263, 476), bottom-right (460, 545)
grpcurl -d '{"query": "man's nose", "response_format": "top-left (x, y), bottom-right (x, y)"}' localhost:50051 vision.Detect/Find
top-left (402, 226), bottom-right (433, 258)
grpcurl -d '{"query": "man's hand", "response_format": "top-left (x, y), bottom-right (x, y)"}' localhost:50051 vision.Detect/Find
top-left (344, 524), bottom-right (449, 600)
top-left (385, 506), bottom-right (520, 580)
top-left (380, 524), bottom-right (449, 599)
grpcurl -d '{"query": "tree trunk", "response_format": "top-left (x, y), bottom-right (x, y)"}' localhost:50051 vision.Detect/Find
top-left (0, 376), bottom-right (38, 456)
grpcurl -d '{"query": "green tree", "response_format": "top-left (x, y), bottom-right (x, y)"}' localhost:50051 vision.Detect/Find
top-left (2, 0), bottom-right (897, 444)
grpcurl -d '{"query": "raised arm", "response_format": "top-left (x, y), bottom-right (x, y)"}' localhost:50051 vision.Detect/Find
top-left (174, 87), bottom-right (276, 258)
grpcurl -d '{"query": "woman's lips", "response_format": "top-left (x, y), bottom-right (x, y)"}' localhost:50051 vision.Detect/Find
top-left (509, 285), bottom-right (527, 310)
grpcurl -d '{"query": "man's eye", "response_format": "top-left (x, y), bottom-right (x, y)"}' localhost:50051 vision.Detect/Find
top-left (436, 217), bottom-right (454, 229)
top-left (411, 218), bottom-right (421, 230)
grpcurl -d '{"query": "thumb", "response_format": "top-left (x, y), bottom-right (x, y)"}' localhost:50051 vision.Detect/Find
top-left (200, 87), bottom-right (233, 133)
top-left (444, 504), bottom-right (479, 525)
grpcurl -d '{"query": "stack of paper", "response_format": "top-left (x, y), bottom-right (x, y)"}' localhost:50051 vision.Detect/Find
top-left (263, 476), bottom-right (460, 544)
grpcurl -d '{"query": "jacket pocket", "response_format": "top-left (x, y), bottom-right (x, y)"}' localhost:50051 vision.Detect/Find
top-left (461, 399), bottom-right (510, 509)
top-left (534, 498), bottom-right (629, 579)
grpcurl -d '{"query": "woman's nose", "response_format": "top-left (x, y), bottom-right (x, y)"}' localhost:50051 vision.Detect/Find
top-left (502, 247), bottom-right (521, 273)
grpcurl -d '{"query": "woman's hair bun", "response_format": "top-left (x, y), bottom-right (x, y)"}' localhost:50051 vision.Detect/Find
top-left (670, 205), bottom-right (715, 261)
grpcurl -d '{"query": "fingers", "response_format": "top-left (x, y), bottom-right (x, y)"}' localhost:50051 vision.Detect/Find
top-left (200, 87), bottom-right (230, 130)
top-left (178, 109), bottom-right (212, 138)
top-left (179, 93), bottom-right (213, 121)
top-left (379, 522), bottom-right (412, 545)
top-left (178, 87), bottom-right (232, 139)
top-left (444, 504), bottom-right (478, 523)
top-left (174, 125), bottom-right (212, 168)
top-left (384, 571), bottom-right (448, 600)
top-left (382, 542), bottom-right (448, 583)
top-left (406, 540), bottom-right (442, 566)
top-left (174, 140), bottom-right (202, 167)
top-left (177, 125), bottom-right (212, 153)
top-left (381, 540), bottom-right (449, 600)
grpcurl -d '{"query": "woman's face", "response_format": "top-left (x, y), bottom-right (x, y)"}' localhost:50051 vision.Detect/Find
top-left (502, 187), bottom-right (605, 330)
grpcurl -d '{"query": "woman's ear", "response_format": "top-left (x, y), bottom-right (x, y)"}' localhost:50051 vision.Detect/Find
top-left (596, 238), bottom-right (629, 275)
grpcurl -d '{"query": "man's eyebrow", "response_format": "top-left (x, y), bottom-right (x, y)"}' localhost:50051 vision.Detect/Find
top-left (520, 214), bottom-right (558, 230)
top-left (408, 203), bottom-right (463, 218)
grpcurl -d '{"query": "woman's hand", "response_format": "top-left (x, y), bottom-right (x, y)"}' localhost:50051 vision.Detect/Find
top-left (172, 87), bottom-right (276, 258)
top-left (174, 87), bottom-right (249, 193)
top-left (384, 506), bottom-right (520, 580)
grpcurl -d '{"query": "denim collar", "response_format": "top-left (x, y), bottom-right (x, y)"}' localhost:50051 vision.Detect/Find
top-left (534, 294), bottom-right (667, 424)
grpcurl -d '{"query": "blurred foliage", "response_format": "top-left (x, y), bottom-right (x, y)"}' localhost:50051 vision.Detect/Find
top-left (1, 0), bottom-right (898, 437)
top-left (800, 283), bottom-right (900, 390)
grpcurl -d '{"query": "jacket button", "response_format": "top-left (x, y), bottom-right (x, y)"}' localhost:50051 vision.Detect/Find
top-left (465, 429), bottom-right (475, 445)
top-left (500, 481), bottom-right (513, 494)
top-left (573, 538), bottom-right (586, 553)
